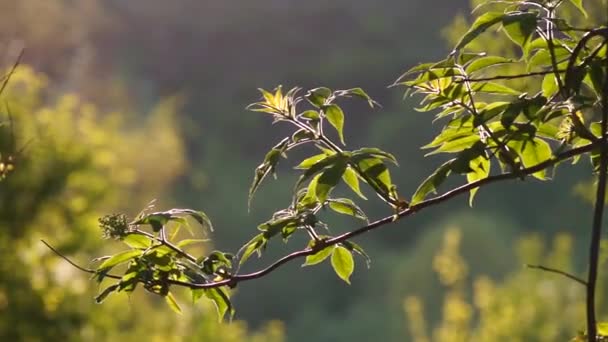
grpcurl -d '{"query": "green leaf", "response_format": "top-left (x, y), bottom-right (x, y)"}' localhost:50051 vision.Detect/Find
top-left (238, 234), bottom-right (266, 265)
top-left (355, 157), bottom-right (396, 202)
top-left (474, 102), bottom-right (510, 127)
top-left (316, 161), bottom-right (348, 203)
top-left (204, 287), bottom-right (234, 322)
top-left (502, 12), bottom-right (537, 50)
top-left (568, 0), bottom-right (588, 18)
top-left (338, 87), bottom-right (379, 107)
top-left (427, 135), bottom-right (481, 155)
top-left (327, 198), bottom-right (368, 221)
top-left (295, 152), bottom-right (346, 190)
top-left (249, 138), bottom-right (290, 208)
top-left (331, 246), bottom-right (355, 284)
top-left (412, 159), bottom-right (454, 204)
top-left (98, 249), bottom-right (144, 271)
top-left (340, 241), bottom-right (371, 268)
top-left (342, 166), bottom-right (367, 199)
top-left (296, 154), bottom-right (327, 169)
top-left (452, 12), bottom-right (506, 52)
top-left (301, 110), bottom-right (320, 121)
top-left (306, 87), bottom-right (332, 107)
top-left (325, 104), bottom-right (346, 144)
top-left (122, 234), bottom-right (152, 249)
top-left (352, 147), bottom-right (398, 165)
top-left (466, 155), bottom-right (490, 206)
top-left (508, 138), bottom-right (552, 179)
top-left (165, 292), bottom-right (182, 315)
top-left (95, 284), bottom-right (119, 303)
top-left (303, 244), bottom-right (334, 266)
top-left (541, 74), bottom-right (558, 98)
top-left (177, 238), bottom-right (210, 248)
top-left (472, 82), bottom-right (521, 95)
top-left (598, 322), bottom-right (608, 336)
top-left (466, 56), bottom-right (513, 73)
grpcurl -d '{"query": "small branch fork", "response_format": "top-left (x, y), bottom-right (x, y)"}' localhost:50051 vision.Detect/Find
top-left (44, 140), bottom-right (600, 290)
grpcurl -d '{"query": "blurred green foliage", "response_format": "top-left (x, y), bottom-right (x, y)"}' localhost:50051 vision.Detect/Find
top-left (0, 66), bottom-right (283, 341)
top-left (405, 227), bottom-right (608, 341)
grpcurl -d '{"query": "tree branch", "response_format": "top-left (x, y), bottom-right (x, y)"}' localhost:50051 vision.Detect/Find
top-left (585, 36), bottom-right (608, 342)
top-left (164, 140), bottom-right (599, 289)
top-left (44, 142), bottom-right (601, 291)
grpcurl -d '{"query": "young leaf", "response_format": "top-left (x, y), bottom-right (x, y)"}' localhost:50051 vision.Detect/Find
top-left (177, 238), bottom-right (210, 248)
top-left (331, 246), bottom-right (355, 284)
top-left (412, 159), bottom-right (454, 204)
top-left (338, 87), bottom-right (379, 107)
top-left (295, 152), bottom-right (346, 190)
top-left (342, 166), bottom-right (367, 199)
top-left (324, 104), bottom-right (346, 144)
top-left (355, 157), bottom-right (396, 202)
top-left (98, 249), bottom-right (144, 271)
top-left (466, 155), bottom-right (490, 206)
top-left (165, 292), bottom-right (182, 315)
top-left (122, 234), bottom-right (152, 249)
top-left (508, 138), bottom-right (552, 179)
top-left (95, 284), bottom-right (119, 303)
top-left (303, 244), bottom-right (335, 266)
top-left (340, 240), bottom-right (371, 268)
top-left (472, 82), bottom-right (521, 96)
top-left (296, 154), bottom-right (327, 169)
top-left (352, 147), bottom-right (398, 165)
top-left (238, 234), bottom-right (267, 265)
top-left (502, 12), bottom-right (537, 50)
top-left (466, 56), bottom-right (513, 73)
top-left (306, 87), bottom-right (332, 107)
top-left (568, 0), bottom-right (588, 18)
top-left (204, 287), bottom-right (234, 322)
top-left (316, 161), bottom-right (348, 203)
top-left (327, 198), bottom-right (368, 221)
top-left (541, 74), bottom-right (558, 98)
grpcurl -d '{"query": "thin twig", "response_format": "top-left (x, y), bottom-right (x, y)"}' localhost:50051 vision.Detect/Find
top-left (526, 264), bottom-right (587, 286)
top-left (41, 239), bottom-right (122, 280)
top-left (0, 48), bottom-right (23, 97)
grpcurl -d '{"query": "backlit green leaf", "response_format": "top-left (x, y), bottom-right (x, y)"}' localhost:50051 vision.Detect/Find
top-left (340, 240), bottom-right (371, 268)
top-left (508, 138), bottom-right (552, 179)
top-left (205, 287), bottom-right (234, 322)
top-left (342, 166), bottom-right (367, 199)
top-left (472, 82), bottom-right (520, 95)
top-left (165, 292), bottom-right (182, 315)
top-left (466, 155), bottom-right (490, 206)
top-left (296, 154), bottom-right (327, 169)
top-left (453, 12), bottom-right (505, 52)
top-left (98, 249), bottom-right (144, 271)
top-left (569, 0), bottom-right (588, 18)
top-left (325, 104), bottom-right (346, 144)
top-left (412, 159), bottom-right (454, 204)
top-left (95, 284), bottom-right (119, 303)
top-left (331, 246), bottom-right (355, 284)
top-left (177, 238), bottom-right (210, 248)
top-left (316, 161), bottom-right (347, 203)
top-left (306, 87), bottom-right (332, 107)
top-left (122, 234), bottom-right (152, 249)
top-left (303, 244), bottom-right (334, 266)
top-left (502, 12), bottom-right (537, 50)
top-left (466, 56), bottom-right (513, 73)
top-left (327, 198), bottom-right (368, 221)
